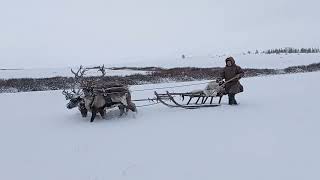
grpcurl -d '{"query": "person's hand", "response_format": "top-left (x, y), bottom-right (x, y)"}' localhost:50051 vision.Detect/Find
top-left (235, 74), bottom-right (242, 79)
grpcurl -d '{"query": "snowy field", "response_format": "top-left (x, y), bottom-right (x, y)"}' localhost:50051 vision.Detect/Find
top-left (1, 53), bottom-right (319, 79)
top-left (0, 71), bottom-right (319, 180)
top-left (122, 53), bottom-right (320, 69)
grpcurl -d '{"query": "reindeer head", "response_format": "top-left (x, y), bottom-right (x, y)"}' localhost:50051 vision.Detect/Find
top-left (62, 89), bottom-right (83, 109)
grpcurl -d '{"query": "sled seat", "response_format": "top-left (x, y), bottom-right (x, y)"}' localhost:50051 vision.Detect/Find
top-left (184, 94), bottom-right (224, 105)
top-left (155, 92), bottom-right (224, 105)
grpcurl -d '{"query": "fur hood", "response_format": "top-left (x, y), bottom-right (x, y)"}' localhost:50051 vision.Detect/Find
top-left (225, 57), bottom-right (236, 66)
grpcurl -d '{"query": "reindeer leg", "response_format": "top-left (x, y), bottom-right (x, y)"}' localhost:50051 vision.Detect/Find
top-left (128, 103), bottom-right (137, 113)
top-left (80, 109), bottom-right (88, 118)
top-left (125, 92), bottom-right (137, 113)
top-left (118, 104), bottom-right (126, 116)
top-left (90, 108), bottom-right (97, 122)
top-left (79, 103), bottom-right (88, 117)
top-left (99, 109), bottom-right (106, 119)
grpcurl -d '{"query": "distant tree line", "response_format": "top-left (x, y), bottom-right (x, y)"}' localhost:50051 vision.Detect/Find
top-left (262, 47), bottom-right (320, 54)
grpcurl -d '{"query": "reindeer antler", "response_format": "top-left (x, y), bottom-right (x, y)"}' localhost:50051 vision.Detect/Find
top-left (97, 64), bottom-right (106, 77)
top-left (71, 65), bottom-right (87, 80)
top-left (65, 65), bottom-right (87, 100)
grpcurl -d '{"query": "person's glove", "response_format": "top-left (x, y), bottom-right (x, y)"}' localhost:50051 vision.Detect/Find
top-left (218, 80), bottom-right (225, 86)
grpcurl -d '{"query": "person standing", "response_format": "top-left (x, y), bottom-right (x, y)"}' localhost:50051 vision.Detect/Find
top-left (220, 57), bottom-right (244, 105)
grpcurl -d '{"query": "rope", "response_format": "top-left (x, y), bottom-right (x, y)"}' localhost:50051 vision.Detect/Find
top-left (136, 102), bottom-right (160, 107)
top-left (80, 81), bottom-right (211, 96)
top-left (132, 98), bottom-right (157, 102)
top-left (131, 81), bottom-right (212, 92)
top-left (130, 76), bottom-right (239, 93)
top-left (79, 80), bottom-right (216, 95)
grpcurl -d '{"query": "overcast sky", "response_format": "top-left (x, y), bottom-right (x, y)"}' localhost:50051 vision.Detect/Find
top-left (0, 0), bottom-right (319, 68)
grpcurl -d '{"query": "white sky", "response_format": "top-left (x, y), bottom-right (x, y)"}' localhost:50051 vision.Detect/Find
top-left (0, 0), bottom-right (319, 68)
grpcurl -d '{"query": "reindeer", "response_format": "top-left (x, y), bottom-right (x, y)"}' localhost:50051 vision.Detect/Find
top-left (63, 65), bottom-right (137, 122)
top-left (63, 88), bottom-right (107, 119)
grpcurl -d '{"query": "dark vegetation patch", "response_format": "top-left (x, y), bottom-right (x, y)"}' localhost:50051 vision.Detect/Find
top-left (1, 63), bottom-right (320, 93)
top-left (109, 67), bottom-right (163, 71)
top-left (263, 47), bottom-right (320, 54)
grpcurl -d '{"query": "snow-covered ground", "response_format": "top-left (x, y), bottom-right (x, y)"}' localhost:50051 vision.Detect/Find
top-left (1, 53), bottom-right (319, 79)
top-left (0, 71), bottom-right (319, 180)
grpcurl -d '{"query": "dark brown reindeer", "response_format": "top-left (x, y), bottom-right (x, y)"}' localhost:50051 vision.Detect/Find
top-left (63, 65), bottom-right (137, 122)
